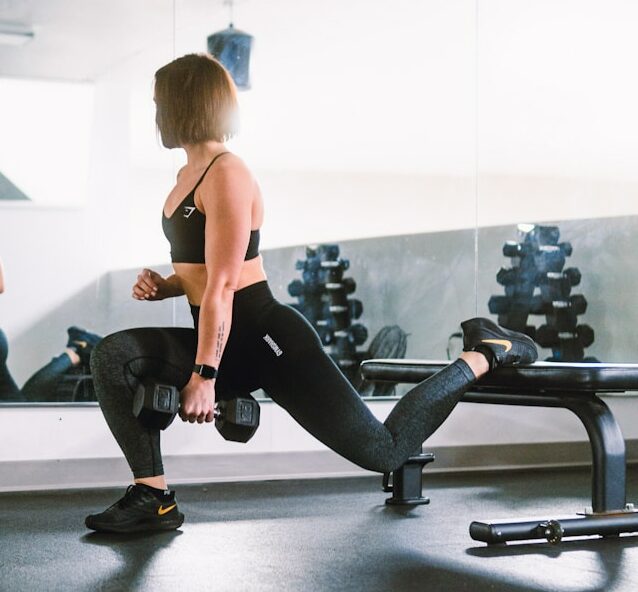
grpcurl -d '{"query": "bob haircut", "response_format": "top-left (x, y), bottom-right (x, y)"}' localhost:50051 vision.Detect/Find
top-left (154, 53), bottom-right (239, 148)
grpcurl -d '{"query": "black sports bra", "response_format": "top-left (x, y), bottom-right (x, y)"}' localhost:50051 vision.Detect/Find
top-left (162, 152), bottom-right (260, 264)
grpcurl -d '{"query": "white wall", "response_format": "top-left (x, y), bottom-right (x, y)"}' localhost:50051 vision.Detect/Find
top-left (2, 0), bottom-right (638, 475)
top-left (2, 396), bottom-right (638, 463)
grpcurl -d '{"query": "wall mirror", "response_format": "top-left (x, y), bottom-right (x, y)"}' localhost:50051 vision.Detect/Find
top-left (0, 0), bottom-right (478, 407)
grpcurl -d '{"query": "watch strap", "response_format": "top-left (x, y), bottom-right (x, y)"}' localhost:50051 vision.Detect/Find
top-left (193, 364), bottom-right (218, 379)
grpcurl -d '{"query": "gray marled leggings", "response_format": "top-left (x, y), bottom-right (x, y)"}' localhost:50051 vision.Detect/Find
top-left (91, 281), bottom-right (476, 478)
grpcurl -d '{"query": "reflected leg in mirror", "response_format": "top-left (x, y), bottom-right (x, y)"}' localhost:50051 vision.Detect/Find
top-left (21, 326), bottom-right (103, 403)
top-left (0, 327), bottom-right (21, 401)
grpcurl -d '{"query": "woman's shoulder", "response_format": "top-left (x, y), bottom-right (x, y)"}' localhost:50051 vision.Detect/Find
top-left (216, 151), bottom-right (252, 174)
top-left (196, 151), bottom-right (258, 207)
top-left (204, 152), bottom-right (256, 187)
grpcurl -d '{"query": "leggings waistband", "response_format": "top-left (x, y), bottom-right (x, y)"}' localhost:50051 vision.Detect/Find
top-left (189, 280), bottom-right (275, 324)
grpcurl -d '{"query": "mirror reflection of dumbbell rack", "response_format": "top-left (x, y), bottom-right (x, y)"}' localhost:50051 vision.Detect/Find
top-left (288, 245), bottom-right (369, 384)
top-left (488, 224), bottom-right (598, 362)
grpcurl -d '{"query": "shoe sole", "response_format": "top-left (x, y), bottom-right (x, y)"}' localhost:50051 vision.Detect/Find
top-left (86, 512), bottom-right (184, 534)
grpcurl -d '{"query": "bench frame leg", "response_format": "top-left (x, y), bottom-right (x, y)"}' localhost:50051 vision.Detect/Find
top-left (463, 390), bottom-right (636, 544)
top-left (382, 449), bottom-right (435, 506)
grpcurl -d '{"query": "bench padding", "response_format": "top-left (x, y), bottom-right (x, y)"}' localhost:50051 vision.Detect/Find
top-left (360, 360), bottom-right (638, 393)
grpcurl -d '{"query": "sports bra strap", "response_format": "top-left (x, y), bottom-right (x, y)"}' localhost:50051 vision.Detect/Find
top-left (191, 151), bottom-right (230, 193)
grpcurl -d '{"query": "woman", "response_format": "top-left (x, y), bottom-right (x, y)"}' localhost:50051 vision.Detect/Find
top-left (85, 53), bottom-right (537, 533)
top-left (0, 256), bottom-right (20, 400)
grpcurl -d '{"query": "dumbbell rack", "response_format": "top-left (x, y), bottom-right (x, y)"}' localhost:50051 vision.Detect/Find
top-left (288, 244), bottom-right (369, 383)
top-left (488, 224), bottom-right (597, 362)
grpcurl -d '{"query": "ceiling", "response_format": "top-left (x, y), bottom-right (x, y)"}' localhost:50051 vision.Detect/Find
top-left (0, 0), bottom-right (175, 81)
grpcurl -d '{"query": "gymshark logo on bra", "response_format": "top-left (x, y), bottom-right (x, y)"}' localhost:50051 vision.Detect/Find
top-left (183, 206), bottom-right (197, 218)
top-left (263, 334), bottom-right (283, 357)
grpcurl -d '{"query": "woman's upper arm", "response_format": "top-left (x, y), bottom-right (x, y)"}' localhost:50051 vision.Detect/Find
top-left (199, 156), bottom-right (254, 293)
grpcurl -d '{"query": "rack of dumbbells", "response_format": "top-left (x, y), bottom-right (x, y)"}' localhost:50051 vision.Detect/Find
top-left (288, 244), bottom-right (369, 383)
top-left (488, 224), bottom-right (597, 362)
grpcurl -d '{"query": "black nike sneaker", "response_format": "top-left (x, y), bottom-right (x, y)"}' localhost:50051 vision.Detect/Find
top-left (67, 326), bottom-right (103, 365)
top-left (85, 485), bottom-right (184, 533)
top-left (461, 317), bottom-right (538, 369)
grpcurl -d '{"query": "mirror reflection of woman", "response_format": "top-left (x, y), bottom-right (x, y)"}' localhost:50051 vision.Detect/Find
top-left (85, 53), bottom-right (537, 533)
top-left (0, 257), bottom-right (21, 400)
top-left (0, 256), bottom-right (102, 402)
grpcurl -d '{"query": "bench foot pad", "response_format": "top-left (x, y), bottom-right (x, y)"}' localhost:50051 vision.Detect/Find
top-left (471, 512), bottom-right (638, 544)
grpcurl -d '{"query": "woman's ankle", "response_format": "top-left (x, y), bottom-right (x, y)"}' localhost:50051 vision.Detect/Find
top-left (459, 351), bottom-right (490, 379)
top-left (135, 476), bottom-right (168, 490)
top-left (64, 348), bottom-right (81, 366)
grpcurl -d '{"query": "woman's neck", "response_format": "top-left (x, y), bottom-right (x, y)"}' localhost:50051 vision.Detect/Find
top-left (183, 141), bottom-right (227, 168)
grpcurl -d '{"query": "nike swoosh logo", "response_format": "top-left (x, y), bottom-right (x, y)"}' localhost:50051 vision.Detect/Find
top-left (481, 338), bottom-right (512, 352)
top-left (73, 340), bottom-right (87, 348)
top-left (158, 503), bottom-right (177, 516)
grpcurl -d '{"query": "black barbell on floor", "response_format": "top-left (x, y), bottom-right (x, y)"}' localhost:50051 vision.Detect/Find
top-left (132, 379), bottom-right (260, 442)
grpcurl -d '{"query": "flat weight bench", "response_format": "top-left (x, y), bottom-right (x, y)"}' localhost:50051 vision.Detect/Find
top-left (360, 359), bottom-right (638, 545)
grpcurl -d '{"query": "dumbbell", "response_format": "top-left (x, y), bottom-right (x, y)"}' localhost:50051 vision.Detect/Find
top-left (295, 257), bottom-right (320, 272)
top-left (133, 380), bottom-right (260, 442)
top-left (490, 294), bottom-right (587, 316)
top-left (489, 295), bottom-right (534, 315)
top-left (319, 298), bottom-right (363, 321)
top-left (503, 241), bottom-right (532, 258)
top-left (549, 341), bottom-right (585, 362)
top-left (496, 267), bottom-right (538, 287)
top-left (342, 323), bottom-right (369, 346)
top-left (320, 264), bottom-right (345, 284)
top-left (540, 268), bottom-right (581, 287)
top-left (503, 241), bottom-right (571, 260)
top-left (534, 247), bottom-right (565, 273)
top-left (316, 244), bottom-right (340, 261)
top-left (494, 314), bottom-right (536, 340)
top-left (504, 283), bottom-right (536, 299)
top-left (539, 271), bottom-right (582, 300)
top-left (524, 225), bottom-right (560, 246)
top-left (288, 278), bottom-right (323, 297)
top-left (535, 324), bottom-right (594, 348)
top-left (325, 277), bottom-right (357, 294)
top-left (497, 312), bottom-right (532, 333)
top-left (531, 294), bottom-right (587, 315)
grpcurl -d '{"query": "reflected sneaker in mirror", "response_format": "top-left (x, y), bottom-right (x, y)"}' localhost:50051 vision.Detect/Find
top-left (66, 326), bottom-right (103, 365)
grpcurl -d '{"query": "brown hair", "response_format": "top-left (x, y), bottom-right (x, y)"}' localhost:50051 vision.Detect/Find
top-left (154, 53), bottom-right (239, 148)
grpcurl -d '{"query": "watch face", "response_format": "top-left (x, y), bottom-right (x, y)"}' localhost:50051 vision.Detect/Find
top-left (196, 364), bottom-right (217, 379)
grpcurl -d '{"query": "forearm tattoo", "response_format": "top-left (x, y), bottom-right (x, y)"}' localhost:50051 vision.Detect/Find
top-left (215, 322), bottom-right (225, 362)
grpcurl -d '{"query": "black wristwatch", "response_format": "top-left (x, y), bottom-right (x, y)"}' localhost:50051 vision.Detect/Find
top-left (193, 364), bottom-right (218, 379)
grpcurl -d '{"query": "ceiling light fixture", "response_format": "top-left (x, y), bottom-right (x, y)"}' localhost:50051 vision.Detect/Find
top-left (0, 21), bottom-right (34, 47)
top-left (207, 0), bottom-right (253, 90)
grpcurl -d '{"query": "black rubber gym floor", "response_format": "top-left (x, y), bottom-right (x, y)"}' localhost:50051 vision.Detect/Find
top-left (2, 466), bottom-right (638, 591)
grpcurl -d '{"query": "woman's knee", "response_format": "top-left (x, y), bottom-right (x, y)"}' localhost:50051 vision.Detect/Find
top-left (90, 330), bottom-right (142, 377)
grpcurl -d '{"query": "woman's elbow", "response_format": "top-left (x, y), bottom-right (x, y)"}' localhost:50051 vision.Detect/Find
top-left (203, 280), bottom-right (238, 304)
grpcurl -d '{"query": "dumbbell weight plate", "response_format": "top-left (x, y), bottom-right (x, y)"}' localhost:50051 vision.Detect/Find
top-left (133, 380), bottom-right (179, 430)
top-left (215, 395), bottom-right (261, 443)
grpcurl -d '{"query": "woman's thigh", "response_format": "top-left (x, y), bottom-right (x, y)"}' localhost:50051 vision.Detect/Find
top-left (92, 326), bottom-right (197, 392)
top-left (255, 303), bottom-right (392, 461)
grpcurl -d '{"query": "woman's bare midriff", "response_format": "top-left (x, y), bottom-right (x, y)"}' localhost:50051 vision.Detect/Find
top-left (174, 255), bottom-right (267, 306)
